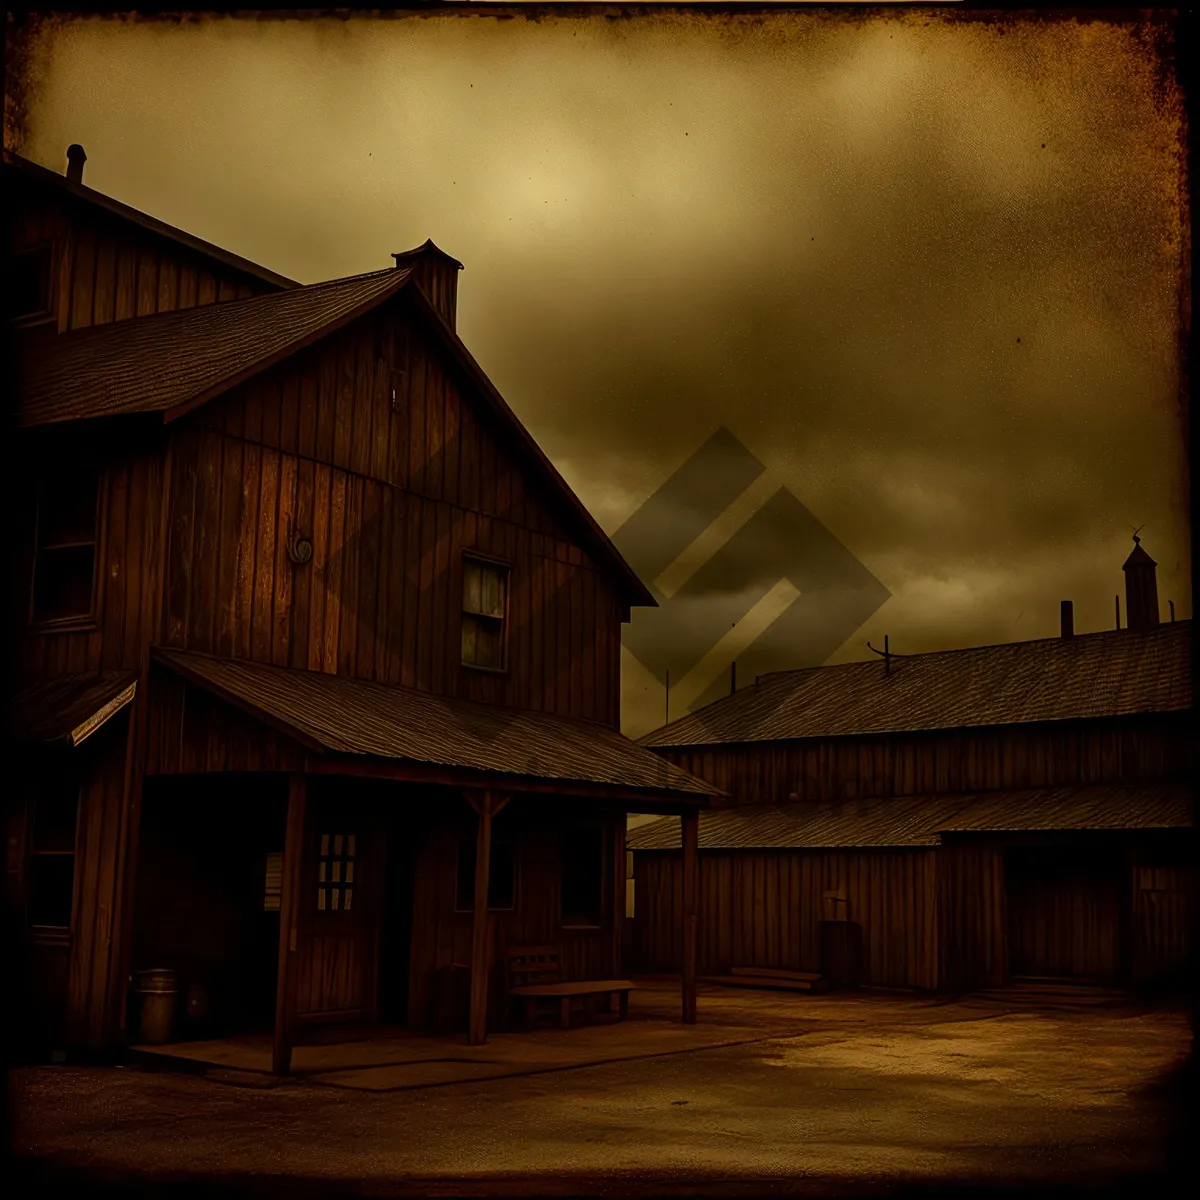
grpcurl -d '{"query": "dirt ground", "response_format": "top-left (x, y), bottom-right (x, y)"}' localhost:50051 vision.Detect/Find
top-left (6, 982), bottom-right (1196, 1197)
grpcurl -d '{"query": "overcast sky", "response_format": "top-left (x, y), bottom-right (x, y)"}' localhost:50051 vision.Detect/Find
top-left (8, 9), bottom-right (1189, 738)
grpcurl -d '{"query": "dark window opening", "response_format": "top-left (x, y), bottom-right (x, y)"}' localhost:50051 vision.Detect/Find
top-left (562, 826), bottom-right (605, 927)
top-left (461, 556), bottom-right (508, 671)
top-left (10, 243), bottom-right (54, 321)
top-left (27, 767), bottom-right (80, 932)
top-left (32, 463), bottom-right (100, 625)
top-left (455, 836), bottom-right (516, 911)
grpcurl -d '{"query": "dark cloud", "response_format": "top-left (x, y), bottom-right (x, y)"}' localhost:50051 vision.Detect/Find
top-left (10, 10), bottom-right (1188, 737)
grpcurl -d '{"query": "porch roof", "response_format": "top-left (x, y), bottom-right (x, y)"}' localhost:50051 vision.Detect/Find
top-left (626, 783), bottom-right (1194, 850)
top-left (154, 649), bottom-right (719, 804)
top-left (12, 670), bottom-right (137, 747)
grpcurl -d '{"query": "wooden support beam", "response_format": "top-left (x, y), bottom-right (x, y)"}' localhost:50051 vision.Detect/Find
top-left (273, 773), bottom-right (308, 1075)
top-left (681, 808), bottom-right (699, 1024)
top-left (467, 789), bottom-right (496, 1045)
top-left (611, 813), bottom-right (627, 978)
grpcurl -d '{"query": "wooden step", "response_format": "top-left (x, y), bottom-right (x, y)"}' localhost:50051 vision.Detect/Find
top-left (702, 974), bottom-right (830, 994)
top-left (730, 967), bottom-right (826, 984)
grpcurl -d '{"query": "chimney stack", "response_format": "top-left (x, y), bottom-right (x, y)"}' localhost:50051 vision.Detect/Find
top-left (1122, 535), bottom-right (1160, 630)
top-left (1060, 600), bottom-right (1074, 638)
top-left (66, 143), bottom-right (87, 185)
top-left (391, 239), bottom-right (463, 331)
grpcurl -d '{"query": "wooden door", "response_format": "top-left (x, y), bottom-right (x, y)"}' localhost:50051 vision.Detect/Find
top-left (1006, 846), bottom-right (1126, 983)
top-left (294, 809), bottom-right (384, 1025)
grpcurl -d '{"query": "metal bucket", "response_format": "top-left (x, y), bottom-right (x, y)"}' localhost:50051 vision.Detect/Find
top-left (136, 968), bottom-right (177, 1045)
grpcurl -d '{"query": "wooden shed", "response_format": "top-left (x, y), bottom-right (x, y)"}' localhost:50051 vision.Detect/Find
top-left (630, 593), bottom-right (1194, 994)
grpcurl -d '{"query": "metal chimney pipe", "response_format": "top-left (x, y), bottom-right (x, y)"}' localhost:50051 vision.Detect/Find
top-left (730, 661), bottom-right (737, 695)
top-left (1060, 600), bottom-right (1074, 638)
top-left (1115, 594), bottom-right (1121, 630)
top-left (66, 144), bottom-right (87, 185)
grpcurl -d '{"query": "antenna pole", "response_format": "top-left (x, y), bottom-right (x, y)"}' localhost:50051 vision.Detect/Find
top-left (884, 634), bottom-right (890, 676)
top-left (1169, 600), bottom-right (1175, 623)
top-left (1115, 595), bottom-right (1121, 630)
top-left (665, 669), bottom-right (670, 725)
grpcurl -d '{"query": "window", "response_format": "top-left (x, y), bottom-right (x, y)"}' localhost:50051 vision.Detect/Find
top-left (461, 555), bottom-right (508, 671)
top-left (561, 826), bottom-right (605, 927)
top-left (31, 463), bottom-right (101, 625)
top-left (454, 835), bottom-right (516, 912)
top-left (263, 851), bottom-right (284, 912)
top-left (9, 243), bottom-right (55, 322)
top-left (317, 833), bottom-right (356, 913)
top-left (27, 765), bottom-right (80, 933)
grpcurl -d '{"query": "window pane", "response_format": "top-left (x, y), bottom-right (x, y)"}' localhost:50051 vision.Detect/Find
top-left (32, 781), bottom-right (79, 854)
top-left (9, 245), bottom-right (53, 320)
top-left (331, 888), bottom-right (340, 911)
top-left (562, 828), bottom-right (604, 924)
top-left (38, 469), bottom-right (100, 548)
top-left (463, 560), bottom-right (482, 614)
top-left (474, 617), bottom-right (503, 670)
top-left (29, 855), bottom-right (75, 928)
top-left (318, 887), bottom-right (327, 910)
top-left (481, 567), bottom-right (505, 617)
top-left (344, 888), bottom-right (353, 911)
top-left (33, 545), bottom-right (96, 622)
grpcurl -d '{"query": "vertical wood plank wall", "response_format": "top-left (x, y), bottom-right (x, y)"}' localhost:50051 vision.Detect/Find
top-left (1131, 852), bottom-right (1196, 985)
top-left (658, 721), bottom-right (1193, 806)
top-left (8, 190), bottom-right (274, 337)
top-left (161, 305), bottom-right (624, 725)
top-left (936, 842), bottom-right (1006, 991)
top-left (633, 849), bottom-right (939, 990)
top-left (64, 715), bottom-right (134, 1048)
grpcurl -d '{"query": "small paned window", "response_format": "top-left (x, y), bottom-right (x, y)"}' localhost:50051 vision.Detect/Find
top-left (562, 826), bottom-right (605, 927)
top-left (27, 767), bottom-right (80, 932)
top-left (263, 851), bottom-right (284, 912)
top-left (31, 463), bottom-right (101, 625)
top-left (10, 243), bottom-right (54, 321)
top-left (454, 836), bottom-right (516, 912)
top-left (461, 556), bottom-right (508, 671)
top-left (317, 833), bottom-right (356, 913)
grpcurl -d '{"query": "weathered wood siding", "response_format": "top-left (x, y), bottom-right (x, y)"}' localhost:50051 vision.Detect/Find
top-left (1131, 847), bottom-right (1196, 986)
top-left (657, 718), bottom-right (1193, 807)
top-left (63, 714), bottom-right (135, 1049)
top-left (8, 187), bottom-right (272, 336)
top-left (162, 304), bottom-right (624, 723)
top-left (407, 804), bottom-right (622, 1030)
top-left (633, 849), bottom-right (939, 990)
top-left (936, 841), bottom-right (1006, 991)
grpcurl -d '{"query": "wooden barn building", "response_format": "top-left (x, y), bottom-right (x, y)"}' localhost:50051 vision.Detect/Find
top-left (629, 549), bottom-right (1194, 995)
top-left (5, 144), bottom-right (717, 1067)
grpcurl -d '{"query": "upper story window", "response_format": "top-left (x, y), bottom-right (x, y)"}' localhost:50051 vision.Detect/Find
top-left (461, 555), bottom-right (509, 671)
top-left (9, 243), bottom-right (55, 322)
top-left (31, 462), bottom-right (101, 626)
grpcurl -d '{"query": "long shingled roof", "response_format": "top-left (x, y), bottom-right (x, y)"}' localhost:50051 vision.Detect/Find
top-left (639, 621), bottom-right (1192, 747)
top-left (627, 783), bottom-right (1195, 850)
top-left (18, 268), bottom-right (408, 427)
top-left (155, 648), bottom-right (719, 802)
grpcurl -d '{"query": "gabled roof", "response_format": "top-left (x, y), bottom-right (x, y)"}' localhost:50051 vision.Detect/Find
top-left (12, 670), bottom-right (138, 746)
top-left (627, 783), bottom-right (1195, 850)
top-left (18, 262), bottom-right (656, 605)
top-left (639, 621), bottom-right (1193, 748)
top-left (2, 148), bottom-right (297, 290)
top-left (18, 268), bottom-right (410, 426)
top-left (155, 649), bottom-right (718, 803)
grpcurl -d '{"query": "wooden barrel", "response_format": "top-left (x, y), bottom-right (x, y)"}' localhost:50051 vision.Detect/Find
top-left (135, 968), bottom-right (177, 1045)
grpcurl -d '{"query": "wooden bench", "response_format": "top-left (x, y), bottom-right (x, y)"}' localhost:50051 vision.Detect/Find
top-left (505, 945), bottom-right (635, 1031)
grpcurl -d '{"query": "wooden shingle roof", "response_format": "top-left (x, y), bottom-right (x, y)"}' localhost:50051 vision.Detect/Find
top-left (155, 649), bottom-right (719, 803)
top-left (12, 670), bottom-right (138, 746)
top-left (639, 621), bottom-right (1193, 748)
top-left (627, 783), bottom-right (1195, 850)
top-left (17, 268), bottom-right (409, 427)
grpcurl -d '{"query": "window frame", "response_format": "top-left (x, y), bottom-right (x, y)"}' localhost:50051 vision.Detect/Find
top-left (9, 239), bottom-right (58, 327)
top-left (25, 763), bottom-right (82, 943)
top-left (460, 551), bottom-right (511, 675)
top-left (28, 457), bottom-right (104, 632)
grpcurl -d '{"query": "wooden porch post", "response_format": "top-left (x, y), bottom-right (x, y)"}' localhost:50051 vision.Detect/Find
top-left (681, 808), bottom-right (699, 1024)
top-left (273, 773), bottom-right (308, 1075)
top-left (465, 790), bottom-right (509, 1046)
top-left (611, 812), bottom-right (628, 978)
